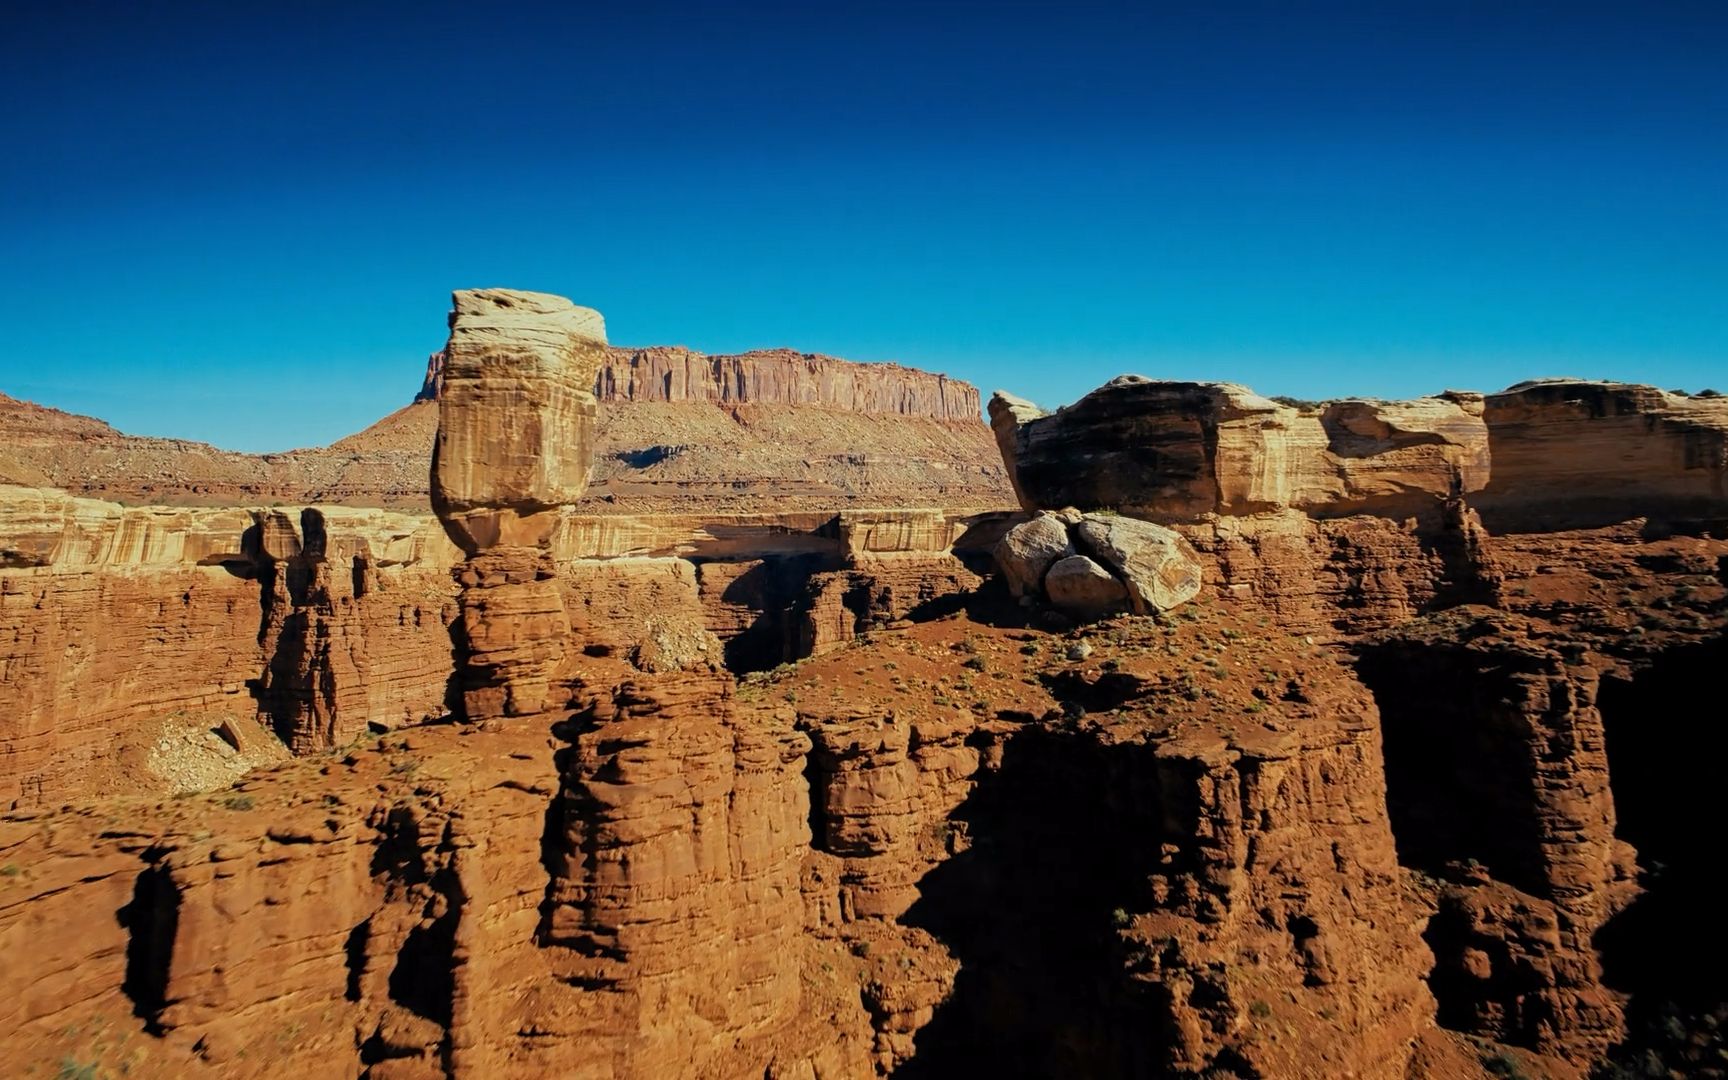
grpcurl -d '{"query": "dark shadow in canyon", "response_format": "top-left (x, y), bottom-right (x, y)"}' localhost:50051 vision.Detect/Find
top-left (700, 554), bottom-right (833, 673)
top-left (1354, 642), bottom-right (1549, 897)
top-left (1593, 635), bottom-right (1728, 1075)
top-left (896, 728), bottom-right (1171, 1079)
top-left (117, 851), bottom-right (181, 1035)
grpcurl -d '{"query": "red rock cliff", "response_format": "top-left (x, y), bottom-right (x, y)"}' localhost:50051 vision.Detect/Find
top-left (594, 346), bottom-right (983, 420)
top-left (420, 344), bottom-right (985, 421)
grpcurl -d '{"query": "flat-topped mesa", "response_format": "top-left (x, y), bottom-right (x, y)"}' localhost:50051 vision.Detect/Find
top-left (432, 288), bottom-right (606, 721)
top-left (990, 376), bottom-right (1489, 521)
top-left (593, 345), bottom-right (982, 420)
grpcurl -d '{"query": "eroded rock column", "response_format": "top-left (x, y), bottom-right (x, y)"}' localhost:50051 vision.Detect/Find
top-left (432, 288), bottom-right (606, 721)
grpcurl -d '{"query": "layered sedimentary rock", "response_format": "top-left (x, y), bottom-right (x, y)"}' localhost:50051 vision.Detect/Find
top-left (0, 487), bottom-right (460, 805)
top-left (990, 376), bottom-right (1727, 527)
top-left (991, 377), bottom-right (1491, 520)
top-left (1475, 380), bottom-right (1728, 528)
top-left (0, 346), bottom-right (1009, 513)
top-left (4, 350), bottom-right (1727, 1080)
top-left (432, 289), bottom-right (606, 721)
top-left (594, 346), bottom-right (981, 420)
top-left (787, 611), bottom-right (1436, 1077)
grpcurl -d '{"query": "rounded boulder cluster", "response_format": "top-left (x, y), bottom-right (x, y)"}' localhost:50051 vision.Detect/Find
top-left (993, 508), bottom-right (1203, 620)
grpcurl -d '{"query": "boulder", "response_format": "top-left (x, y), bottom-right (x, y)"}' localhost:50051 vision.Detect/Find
top-left (1044, 555), bottom-right (1129, 618)
top-left (994, 514), bottom-right (1073, 598)
top-left (1074, 515), bottom-right (1202, 614)
top-left (431, 288), bottom-right (608, 553)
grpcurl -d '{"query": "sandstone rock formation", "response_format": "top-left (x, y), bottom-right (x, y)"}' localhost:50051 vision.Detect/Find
top-left (1, 345), bottom-right (1011, 514)
top-left (990, 376), bottom-right (1491, 520)
top-left (1475, 380), bottom-right (1728, 528)
top-left (1042, 553), bottom-right (1126, 617)
top-left (992, 512), bottom-right (1072, 598)
top-left (989, 376), bottom-right (1727, 528)
top-left (595, 345), bottom-right (981, 419)
top-left (432, 289), bottom-right (606, 721)
top-left (996, 509), bottom-right (1203, 618)
top-left (3, 351), bottom-right (1727, 1080)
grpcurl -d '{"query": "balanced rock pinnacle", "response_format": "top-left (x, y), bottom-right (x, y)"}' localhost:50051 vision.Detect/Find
top-left (432, 287), bottom-right (607, 552)
top-left (431, 288), bottom-right (605, 721)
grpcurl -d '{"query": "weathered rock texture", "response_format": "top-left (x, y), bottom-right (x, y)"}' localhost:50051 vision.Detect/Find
top-left (432, 289), bottom-right (606, 721)
top-left (595, 346), bottom-right (981, 419)
top-left (3, 356), bottom-right (1727, 1080)
top-left (0, 487), bottom-right (459, 805)
top-left (1475, 380), bottom-right (1728, 528)
top-left (991, 376), bottom-right (1727, 526)
top-left (996, 509), bottom-right (1202, 618)
top-left (991, 376), bottom-right (1492, 520)
top-left (0, 487), bottom-right (1005, 805)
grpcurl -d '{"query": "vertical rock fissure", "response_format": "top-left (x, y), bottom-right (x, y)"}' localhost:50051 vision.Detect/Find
top-left (897, 730), bottom-right (1166, 1077)
top-left (1595, 635), bottom-right (1728, 1073)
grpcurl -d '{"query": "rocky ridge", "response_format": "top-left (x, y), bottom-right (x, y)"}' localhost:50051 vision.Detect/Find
top-left (0, 338), bottom-right (1008, 513)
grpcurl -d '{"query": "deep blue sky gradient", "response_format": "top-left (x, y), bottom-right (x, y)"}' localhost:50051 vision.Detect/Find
top-left (3, 1), bottom-right (1725, 451)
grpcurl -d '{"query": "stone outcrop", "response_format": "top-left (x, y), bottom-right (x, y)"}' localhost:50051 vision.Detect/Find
top-left (432, 289), bottom-right (606, 721)
top-left (0, 487), bottom-right (461, 805)
top-left (1475, 380), bottom-right (1728, 528)
top-left (5, 344), bottom-right (1728, 1080)
top-left (992, 513), bottom-right (1072, 598)
top-left (1042, 554), bottom-right (1127, 617)
top-left (431, 288), bottom-right (606, 553)
top-left (996, 509), bottom-right (1203, 618)
top-left (991, 377), bottom-right (1490, 520)
top-left (0, 346), bottom-right (1009, 514)
top-left (595, 346), bottom-right (981, 420)
top-left (989, 376), bottom-right (1727, 528)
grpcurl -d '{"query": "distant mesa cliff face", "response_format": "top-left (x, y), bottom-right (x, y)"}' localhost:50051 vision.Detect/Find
top-left (0, 340), bottom-right (1009, 512)
top-left (9, 298), bottom-right (1728, 1079)
top-left (419, 342), bottom-right (982, 420)
top-left (594, 345), bottom-right (982, 420)
top-left (991, 375), bottom-right (1727, 527)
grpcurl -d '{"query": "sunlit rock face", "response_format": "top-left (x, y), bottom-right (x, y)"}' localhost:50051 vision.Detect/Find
top-left (990, 377), bottom-right (1491, 520)
top-left (431, 288), bottom-right (607, 720)
top-left (431, 287), bottom-right (607, 553)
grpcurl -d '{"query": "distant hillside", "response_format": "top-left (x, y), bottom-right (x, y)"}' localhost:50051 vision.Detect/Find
top-left (0, 348), bottom-right (1012, 512)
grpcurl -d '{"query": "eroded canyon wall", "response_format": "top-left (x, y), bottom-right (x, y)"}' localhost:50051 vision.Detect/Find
top-left (5, 308), bottom-right (1728, 1080)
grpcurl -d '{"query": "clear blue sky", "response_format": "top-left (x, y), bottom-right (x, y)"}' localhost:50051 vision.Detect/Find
top-left (2, 1), bottom-right (1724, 452)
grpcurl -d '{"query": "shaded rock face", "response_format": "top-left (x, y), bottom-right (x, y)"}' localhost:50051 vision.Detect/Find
top-left (996, 509), bottom-right (1202, 618)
